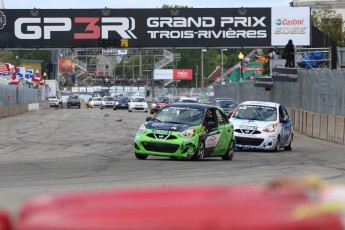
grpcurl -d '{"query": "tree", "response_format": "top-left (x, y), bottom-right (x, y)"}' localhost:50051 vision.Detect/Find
top-left (312, 7), bottom-right (345, 46)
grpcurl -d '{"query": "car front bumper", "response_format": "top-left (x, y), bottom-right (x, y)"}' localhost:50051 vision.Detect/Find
top-left (234, 132), bottom-right (278, 150)
top-left (134, 133), bottom-right (198, 159)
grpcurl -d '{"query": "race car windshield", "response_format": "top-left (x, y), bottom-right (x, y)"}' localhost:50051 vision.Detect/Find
top-left (154, 107), bottom-right (204, 126)
top-left (154, 97), bottom-right (169, 103)
top-left (215, 100), bottom-right (237, 109)
top-left (233, 105), bottom-right (277, 121)
top-left (133, 98), bottom-right (145, 102)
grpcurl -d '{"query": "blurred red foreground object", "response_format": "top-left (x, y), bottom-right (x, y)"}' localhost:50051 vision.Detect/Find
top-left (15, 185), bottom-right (343, 230)
top-left (0, 209), bottom-right (10, 230)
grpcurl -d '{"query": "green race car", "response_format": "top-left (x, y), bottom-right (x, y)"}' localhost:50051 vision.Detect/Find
top-left (134, 103), bottom-right (235, 160)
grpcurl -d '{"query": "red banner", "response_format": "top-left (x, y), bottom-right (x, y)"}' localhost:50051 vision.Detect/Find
top-left (173, 69), bottom-right (193, 80)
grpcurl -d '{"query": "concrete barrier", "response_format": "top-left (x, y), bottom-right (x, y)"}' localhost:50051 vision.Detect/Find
top-left (327, 116), bottom-right (336, 143)
top-left (335, 116), bottom-right (345, 145)
top-left (312, 113), bottom-right (321, 139)
top-left (320, 114), bottom-right (328, 141)
top-left (306, 112), bottom-right (313, 137)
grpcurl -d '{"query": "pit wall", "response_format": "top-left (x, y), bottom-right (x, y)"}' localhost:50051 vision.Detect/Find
top-left (0, 103), bottom-right (40, 120)
top-left (288, 108), bottom-right (345, 145)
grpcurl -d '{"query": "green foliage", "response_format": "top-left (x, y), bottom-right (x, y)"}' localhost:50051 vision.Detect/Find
top-left (312, 7), bottom-right (345, 46)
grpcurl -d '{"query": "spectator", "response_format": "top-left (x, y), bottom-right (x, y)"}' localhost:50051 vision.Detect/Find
top-left (268, 48), bottom-right (278, 60)
top-left (284, 39), bottom-right (295, 67)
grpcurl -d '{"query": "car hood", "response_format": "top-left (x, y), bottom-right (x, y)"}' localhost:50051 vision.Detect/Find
top-left (68, 99), bottom-right (79, 102)
top-left (146, 121), bottom-right (191, 131)
top-left (230, 118), bottom-right (277, 129)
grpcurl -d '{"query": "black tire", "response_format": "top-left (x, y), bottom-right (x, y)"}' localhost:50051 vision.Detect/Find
top-left (67, 106), bottom-right (70, 109)
top-left (222, 140), bottom-right (235, 161)
top-left (284, 134), bottom-right (293, 151)
top-left (113, 107), bottom-right (117, 110)
top-left (273, 136), bottom-right (280, 152)
top-left (78, 105), bottom-right (81, 109)
top-left (191, 141), bottom-right (205, 161)
top-left (128, 110), bottom-right (132, 112)
top-left (135, 152), bottom-right (148, 160)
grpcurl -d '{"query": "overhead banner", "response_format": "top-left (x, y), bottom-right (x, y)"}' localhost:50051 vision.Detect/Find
top-left (271, 7), bottom-right (310, 46)
top-left (154, 69), bottom-right (192, 80)
top-left (271, 68), bottom-right (298, 82)
top-left (0, 7), bottom-right (309, 48)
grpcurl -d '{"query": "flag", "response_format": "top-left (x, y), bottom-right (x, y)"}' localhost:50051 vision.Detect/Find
top-left (0, 62), bottom-right (9, 75)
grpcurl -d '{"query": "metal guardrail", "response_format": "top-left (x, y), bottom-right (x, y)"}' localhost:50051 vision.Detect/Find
top-left (0, 85), bottom-right (39, 105)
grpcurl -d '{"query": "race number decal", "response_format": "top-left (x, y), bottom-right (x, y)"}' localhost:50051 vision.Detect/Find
top-left (205, 131), bottom-right (222, 148)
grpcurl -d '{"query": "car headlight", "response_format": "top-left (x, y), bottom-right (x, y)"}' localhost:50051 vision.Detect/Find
top-left (151, 103), bottom-right (157, 108)
top-left (138, 124), bottom-right (147, 133)
top-left (263, 124), bottom-right (275, 132)
top-left (180, 128), bottom-right (195, 138)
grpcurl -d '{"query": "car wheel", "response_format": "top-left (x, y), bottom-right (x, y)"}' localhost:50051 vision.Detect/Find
top-left (78, 105), bottom-right (81, 109)
top-left (284, 134), bottom-right (293, 151)
top-left (191, 141), bottom-right (205, 161)
top-left (135, 152), bottom-right (148, 160)
top-left (113, 107), bottom-right (117, 110)
top-left (100, 107), bottom-right (104, 110)
top-left (222, 140), bottom-right (235, 161)
top-left (128, 109), bottom-right (132, 112)
top-left (67, 106), bottom-right (70, 109)
top-left (150, 110), bottom-right (154, 114)
top-left (274, 136), bottom-right (280, 152)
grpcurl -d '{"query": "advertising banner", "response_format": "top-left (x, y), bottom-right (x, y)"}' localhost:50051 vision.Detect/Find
top-left (271, 7), bottom-right (310, 46)
top-left (154, 69), bottom-right (193, 80)
top-left (254, 77), bottom-right (274, 88)
top-left (0, 8), bottom-right (271, 48)
top-left (173, 69), bottom-right (193, 80)
top-left (272, 67), bottom-right (298, 82)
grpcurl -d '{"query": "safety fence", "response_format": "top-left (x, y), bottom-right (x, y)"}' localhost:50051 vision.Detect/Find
top-left (214, 69), bottom-right (345, 116)
top-left (0, 85), bottom-right (39, 105)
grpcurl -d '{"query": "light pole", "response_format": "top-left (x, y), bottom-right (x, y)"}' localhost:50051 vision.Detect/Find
top-left (201, 49), bottom-right (207, 88)
top-left (238, 52), bottom-right (244, 82)
top-left (221, 49), bottom-right (227, 81)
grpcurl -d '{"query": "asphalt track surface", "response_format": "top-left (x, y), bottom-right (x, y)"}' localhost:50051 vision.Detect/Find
top-left (0, 104), bottom-right (345, 216)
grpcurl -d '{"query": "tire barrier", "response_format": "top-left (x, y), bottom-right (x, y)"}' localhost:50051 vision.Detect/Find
top-left (15, 176), bottom-right (345, 230)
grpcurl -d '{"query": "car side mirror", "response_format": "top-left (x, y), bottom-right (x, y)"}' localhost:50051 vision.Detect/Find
top-left (280, 117), bottom-right (287, 123)
top-left (146, 116), bottom-right (152, 122)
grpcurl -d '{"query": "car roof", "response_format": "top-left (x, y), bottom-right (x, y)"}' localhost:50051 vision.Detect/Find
top-left (166, 103), bottom-right (217, 110)
top-left (214, 98), bottom-right (236, 101)
top-left (239, 101), bottom-right (280, 107)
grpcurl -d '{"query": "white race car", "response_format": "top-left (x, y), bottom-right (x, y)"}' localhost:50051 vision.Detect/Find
top-left (229, 101), bottom-right (293, 151)
top-left (128, 96), bottom-right (148, 112)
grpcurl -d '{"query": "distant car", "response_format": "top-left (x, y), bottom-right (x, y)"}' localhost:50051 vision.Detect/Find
top-left (149, 96), bottom-right (170, 114)
top-left (134, 103), bottom-right (235, 160)
top-left (178, 97), bottom-right (199, 103)
top-left (100, 96), bottom-right (115, 110)
top-left (169, 96), bottom-right (180, 104)
top-left (128, 96), bottom-right (148, 112)
top-left (213, 98), bottom-right (238, 117)
top-left (88, 97), bottom-right (102, 108)
top-left (48, 96), bottom-right (62, 108)
top-left (229, 101), bottom-right (293, 152)
top-left (113, 96), bottom-right (129, 110)
top-left (67, 95), bottom-right (81, 109)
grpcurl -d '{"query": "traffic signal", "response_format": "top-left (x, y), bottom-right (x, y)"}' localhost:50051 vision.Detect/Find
top-left (97, 38), bottom-right (128, 47)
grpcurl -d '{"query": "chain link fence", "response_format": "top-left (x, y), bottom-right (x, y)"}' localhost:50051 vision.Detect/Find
top-left (214, 69), bottom-right (345, 116)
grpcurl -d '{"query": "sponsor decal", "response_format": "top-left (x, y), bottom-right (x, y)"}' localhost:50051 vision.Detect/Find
top-left (271, 68), bottom-right (298, 82)
top-left (254, 77), bottom-right (274, 87)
